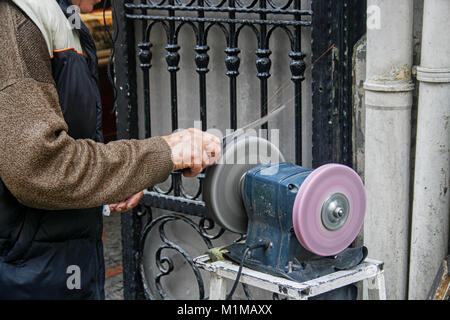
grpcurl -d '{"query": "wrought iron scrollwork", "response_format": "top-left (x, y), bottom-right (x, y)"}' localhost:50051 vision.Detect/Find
top-left (138, 213), bottom-right (214, 300)
top-left (199, 217), bottom-right (225, 240)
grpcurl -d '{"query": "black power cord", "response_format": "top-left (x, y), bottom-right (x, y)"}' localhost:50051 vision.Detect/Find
top-left (225, 240), bottom-right (270, 300)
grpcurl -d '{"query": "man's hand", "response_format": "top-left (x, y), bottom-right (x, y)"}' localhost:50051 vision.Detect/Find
top-left (162, 128), bottom-right (222, 177)
top-left (107, 128), bottom-right (220, 213)
top-left (109, 191), bottom-right (144, 214)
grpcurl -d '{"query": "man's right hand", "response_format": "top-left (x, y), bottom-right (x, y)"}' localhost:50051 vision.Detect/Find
top-left (162, 128), bottom-right (222, 177)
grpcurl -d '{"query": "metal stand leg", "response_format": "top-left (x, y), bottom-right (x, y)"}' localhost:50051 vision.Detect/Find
top-left (367, 271), bottom-right (386, 300)
top-left (209, 273), bottom-right (227, 300)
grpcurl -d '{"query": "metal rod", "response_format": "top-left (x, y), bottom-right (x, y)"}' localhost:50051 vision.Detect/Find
top-left (125, 14), bottom-right (311, 27)
top-left (125, 3), bottom-right (312, 16)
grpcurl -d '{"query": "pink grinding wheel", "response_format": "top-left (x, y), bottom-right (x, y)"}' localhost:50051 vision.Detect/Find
top-left (292, 164), bottom-right (366, 256)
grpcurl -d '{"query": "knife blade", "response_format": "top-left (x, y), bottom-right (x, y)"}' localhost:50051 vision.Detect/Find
top-left (175, 103), bottom-right (287, 174)
top-left (222, 103), bottom-right (287, 144)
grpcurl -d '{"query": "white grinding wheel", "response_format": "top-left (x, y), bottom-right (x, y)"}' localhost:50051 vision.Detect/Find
top-left (203, 135), bottom-right (285, 234)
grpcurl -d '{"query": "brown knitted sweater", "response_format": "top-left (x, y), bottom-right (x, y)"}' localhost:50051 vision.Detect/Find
top-left (0, 2), bottom-right (174, 210)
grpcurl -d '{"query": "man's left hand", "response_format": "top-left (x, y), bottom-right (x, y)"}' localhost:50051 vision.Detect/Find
top-left (108, 191), bottom-right (144, 214)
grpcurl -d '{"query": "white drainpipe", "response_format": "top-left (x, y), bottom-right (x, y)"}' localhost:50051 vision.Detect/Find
top-left (363, 0), bottom-right (414, 300)
top-left (408, 0), bottom-right (450, 300)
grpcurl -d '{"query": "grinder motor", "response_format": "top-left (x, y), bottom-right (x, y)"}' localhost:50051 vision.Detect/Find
top-left (203, 135), bottom-right (366, 278)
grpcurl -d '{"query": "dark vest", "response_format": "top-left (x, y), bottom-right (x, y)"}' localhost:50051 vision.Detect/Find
top-left (0, 0), bottom-right (105, 300)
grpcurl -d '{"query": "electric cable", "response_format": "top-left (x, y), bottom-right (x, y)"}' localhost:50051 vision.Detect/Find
top-left (225, 241), bottom-right (270, 300)
top-left (225, 246), bottom-right (251, 300)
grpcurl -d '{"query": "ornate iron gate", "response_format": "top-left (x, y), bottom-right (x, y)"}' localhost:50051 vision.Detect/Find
top-left (112, 0), bottom-right (366, 300)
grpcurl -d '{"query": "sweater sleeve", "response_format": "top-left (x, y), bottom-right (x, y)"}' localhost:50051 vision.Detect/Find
top-left (0, 3), bottom-right (174, 210)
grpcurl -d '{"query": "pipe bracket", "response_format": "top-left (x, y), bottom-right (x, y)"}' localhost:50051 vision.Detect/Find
top-left (364, 80), bottom-right (415, 92)
top-left (416, 66), bottom-right (450, 83)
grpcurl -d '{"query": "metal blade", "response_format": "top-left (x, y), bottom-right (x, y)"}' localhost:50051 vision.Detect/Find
top-left (222, 104), bottom-right (287, 144)
top-left (176, 104), bottom-right (286, 174)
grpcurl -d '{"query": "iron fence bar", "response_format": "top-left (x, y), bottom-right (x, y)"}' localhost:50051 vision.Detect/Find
top-left (292, 0), bottom-right (303, 165)
top-left (226, 0), bottom-right (239, 130)
top-left (139, 41), bottom-right (152, 139)
top-left (310, 0), bottom-right (366, 167)
top-left (166, 3), bottom-right (179, 133)
top-left (257, 0), bottom-right (269, 134)
top-left (165, 0), bottom-right (182, 197)
top-left (196, 0), bottom-right (208, 131)
top-left (339, 0), bottom-right (349, 165)
top-left (124, 3), bottom-right (313, 16)
top-left (125, 14), bottom-right (311, 27)
top-left (141, 192), bottom-right (208, 218)
top-left (140, 0), bottom-right (152, 140)
top-left (113, 0), bottom-right (146, 300)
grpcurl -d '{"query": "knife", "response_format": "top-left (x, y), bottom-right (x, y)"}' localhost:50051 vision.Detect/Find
top-left (174, 103), bottom-right (287, 174)
top-left (221, 104), bottom-right (287, 145)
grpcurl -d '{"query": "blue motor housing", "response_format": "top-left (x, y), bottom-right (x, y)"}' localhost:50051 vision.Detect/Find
top-left (241, 162), bottom-right (316, 272)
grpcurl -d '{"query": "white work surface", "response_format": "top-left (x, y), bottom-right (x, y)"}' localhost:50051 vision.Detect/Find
top-left (194, 254), bottom-right (386, 300)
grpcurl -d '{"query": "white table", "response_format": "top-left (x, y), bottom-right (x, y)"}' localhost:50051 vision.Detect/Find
top-left (194, 254), bottom-right (386, 300)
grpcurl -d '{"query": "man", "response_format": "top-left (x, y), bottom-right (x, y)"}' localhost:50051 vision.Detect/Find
top-left (0, 0), bottom-right (221, 299)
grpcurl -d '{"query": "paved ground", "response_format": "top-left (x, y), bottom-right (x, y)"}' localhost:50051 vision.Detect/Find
top-left (103, 213), bottom-right (124, 300)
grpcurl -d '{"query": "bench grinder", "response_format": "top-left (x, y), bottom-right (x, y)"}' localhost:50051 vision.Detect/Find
top-left (203, 135), bottom-right (366, 281)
